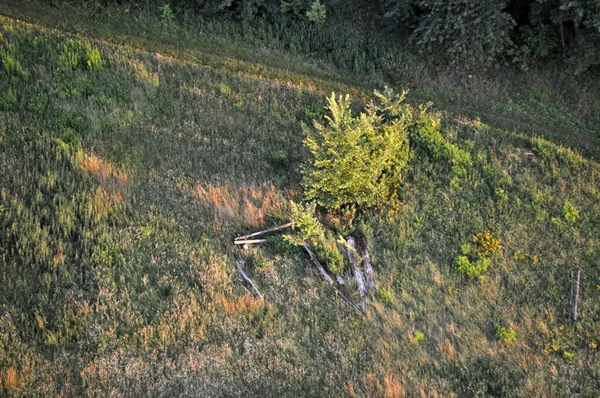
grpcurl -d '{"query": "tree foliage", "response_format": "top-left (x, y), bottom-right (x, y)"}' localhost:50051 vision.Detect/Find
top-left (302, 89), bottom-right (411, 212)
top-left (56, 0), bottom-right (600, 72)
top-left (382, 0), bottom-right (515, 67)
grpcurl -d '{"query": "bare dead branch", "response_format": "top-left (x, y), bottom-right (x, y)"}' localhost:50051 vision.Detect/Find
top-left (346, 236), bottom-right (367, 312)
top-left (234, 239), bottom-right (268, 245)
top-left (235, 222), bottom-right (294, 241)
top-left (237, 261), bottom-right (264, 300)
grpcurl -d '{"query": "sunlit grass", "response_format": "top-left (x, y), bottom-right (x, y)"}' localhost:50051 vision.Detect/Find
top-left (0, 5), bottom-right (599, 397)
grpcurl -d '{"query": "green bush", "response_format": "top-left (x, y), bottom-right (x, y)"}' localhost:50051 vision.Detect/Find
top-left (284, 201), bottom-right (325, 245)
top-left (306, 0), bottom-right (326, 23)
top-left (454, 255), bottom-right (490, 279)
top-left (495, 325), bottom-right (517, 342)
top-left (57, 39), bottom-right (104, 71)
top-left (0, 49), bottom-right (29, 80)
top-left (302, 89), bottom-right (411, 212)
top-left (268, 235), bottom-right (299, 255)
top-left (0, 88), bottom-right (18, 111)
top-left (284, 201), bottom-right (344, 273)
top-left (563, 200), bottom-right (579, 223)
top-left (410, 109), bottom-right (472, 177)
top-left (268, 150), bottom-right (290, 169)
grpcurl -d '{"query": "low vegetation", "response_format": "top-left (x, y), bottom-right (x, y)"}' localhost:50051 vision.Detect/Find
top-left (0, 1), bottom-right (599, 396)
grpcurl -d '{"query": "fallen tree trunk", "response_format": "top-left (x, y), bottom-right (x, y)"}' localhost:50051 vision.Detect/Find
top-left (302, 244), bottom-right (334, 284)
top-left (234, 222), bottom-right (294, 241)
top-left (234, 239), bottom-right (268, 245)
top-left (355, 235), bottom-right (375, 291)
top-left (361, 247), bottom-right (376, 292)
top-left (237, 262), bottom-right (264, 300)
top-left (346, 236), bottom-right (367, 312)
top-left (303, 244), bottom-right (364, 318)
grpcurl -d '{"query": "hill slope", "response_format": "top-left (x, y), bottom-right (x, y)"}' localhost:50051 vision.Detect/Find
top-left (1, 4), bottom-right (600, 396)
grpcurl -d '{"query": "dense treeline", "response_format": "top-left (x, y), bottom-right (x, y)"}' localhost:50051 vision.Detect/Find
top-left (52, 0), bottom-right (600, 73)
top-left (42, 0), bottom-right (600, 72)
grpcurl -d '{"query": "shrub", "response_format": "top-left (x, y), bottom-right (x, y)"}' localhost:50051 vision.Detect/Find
top-left (0, 49), bottom-right (28, 79)
top-left (495, 325), bottom-right (516, 342)
top-left (302, 89), bottom-right (411, 212)
top-left (160, 4), bottom-right (176, 27)
top-left (284, 201), bottom-right (324, 245)
top-left (306, 0), bottom-right (326, 23)
top-left (454, 255), bottom-right (490, 279)
top-left (0, 88), bottom-right (18, 111)
top-left (268, 235), bottom-right (299, 255)
top-left (284, 201), bottom-right (344, 273)
top-left (57, 39), bottom-right (104, 71)
top-left (562, 200), bottom-right (579, 223)
top-left (378, 286), bottom-right (394, 303)
top-left (409, 109), bottom-right (472, 177)
top-left (472, 232), bottom-right (502, 257)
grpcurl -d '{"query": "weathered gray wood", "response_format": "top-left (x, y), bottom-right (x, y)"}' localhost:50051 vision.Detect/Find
top-left (361, 247), bottom-right (376, 292)
top-left (303, 244), bottom-right (334, 284)
top-left (237, 262), bottom-right (264, 300)
top-left (235, 222), bottom-right (294, 241)
top-left (303, 244), bottom-right (364, 318)
top-left (569, 271), bottom-right (574, 320)
top-left (346, 236), bottom-right (367, 312)
top-left (234, 239), bottom-right (268, 245)
top-left (573, 269), bottom-right (581, 321)
top-left (335, 274), bottom-right (345, 285)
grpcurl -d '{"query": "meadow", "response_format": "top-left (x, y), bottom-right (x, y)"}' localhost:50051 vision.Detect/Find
top-left (1, 1), bottom-right (600, 396)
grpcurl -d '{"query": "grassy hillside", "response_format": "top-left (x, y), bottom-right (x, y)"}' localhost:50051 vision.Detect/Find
top-left (1, 2), bottom-right (600, 396)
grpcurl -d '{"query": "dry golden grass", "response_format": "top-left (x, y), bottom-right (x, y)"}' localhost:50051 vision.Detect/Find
top-left (79, 152), bottom-right (129, 191)
top-left (3, 367), bottom-right (19, 391)
top-left (89, 187), bottom-right (124, 215)
top-left (51, 241), bottom-right (65, 266)
top-left (191, 183), bottom-right (295, 228)
top-left (383, 370), bottom-right (406, 398)
top-left (219, 294), bottom-right (264, 315)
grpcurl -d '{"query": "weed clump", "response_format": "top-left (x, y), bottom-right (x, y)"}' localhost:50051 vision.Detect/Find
top-left (57, 39), bottom-right (104, 71)
top-left (562, 200), bottom-right (579, 223)
top-left (284, 202), bottom-right (344, 274)
top-left (455, 232), bottom-right (502, 279)
top-left (268, 150), bottom-right (290, 170)
top-left (410, 109), bottom-right (472, 177)
top-left (0, 49), bottom-right (28, 80)
top-left (0, 88), bottom-right (18, 111)
top-left (495, 325), bottom-right (517, 342)
top-left (472, 232), bottom-right (503, 257)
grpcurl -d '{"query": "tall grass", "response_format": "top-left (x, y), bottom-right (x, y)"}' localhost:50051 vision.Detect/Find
top-left (0, 6), bottom-right (599, 397)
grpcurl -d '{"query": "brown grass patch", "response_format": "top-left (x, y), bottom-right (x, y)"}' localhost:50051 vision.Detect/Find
top-left (191, 183), bottom-right (296, 228)
top-left (219, 295), bottom-right (264, 315)
top-left (89, 187), bottom-right (124, 215)
top-left (79, 152), bottom-right (129, 191)
top-left (3, 367), bottom-right (19, 390)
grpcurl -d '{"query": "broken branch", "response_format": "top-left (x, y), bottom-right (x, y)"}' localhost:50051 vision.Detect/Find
top-left (235, 222), bottom-right (294, 241)
top-left (346, 236), bottom-right (367, 312)
top-left (234, 239), bottom-right (268, 245)
top-left (303, 244), bottom-right (364, 318)
top-left (237, 261), bottom-right (264, 300)
top-left (303, 244), bottom-right (334, 284)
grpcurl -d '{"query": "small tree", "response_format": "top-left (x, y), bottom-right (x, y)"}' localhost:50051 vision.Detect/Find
top-left (302, 89), bottom-right (411, 212)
